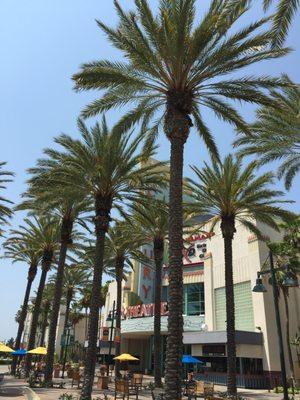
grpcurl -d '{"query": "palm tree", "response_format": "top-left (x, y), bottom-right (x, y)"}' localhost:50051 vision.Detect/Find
top-left (19, 156), bottom-right (89, 384)
top-left (104, 220), bottom-right (147, 376)
top-left (186, 154), bottom-right (291, 396)
top-left (268, 219), bottom-right (300, 389)
top-left (3, 238), bottom-right (40, 374)
top-left (48, 118), bottom-right (163, 399)
top-left (78, 280), bottom-right (112, 342)
top-left (78, 284), bottom-right (93, 341)
top-left (69, 303), bottom-right (85, 338)
top-left (0, 161), bottom-right (14, 236)
top-left (73, 2), bottom-right (290, 396)
top-left (10, 217), bottom-right (60, 376)
top-left (235, 76), bottom-right (300, 190)
top-left (49, 264), bottom-right (90, 360)
top-left (38, 283), bottom-right (55, 347)
top-left (262, 0), bottom-right (300, 47)
top-left (129, 198), bottom-right (169, 387)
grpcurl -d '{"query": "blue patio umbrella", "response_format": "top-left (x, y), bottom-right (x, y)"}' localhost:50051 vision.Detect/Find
top-left (182, 355), bottom-right (205, 379)
top-left (182, 355), bottom-right (204, 364)
top-left (12, 349), bottom-right (27, 356)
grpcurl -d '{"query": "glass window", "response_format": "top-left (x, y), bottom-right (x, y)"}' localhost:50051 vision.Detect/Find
top-left (215, 281), bottom-right (255, 331)
top-left (183, 283), bottom-right (205, 315)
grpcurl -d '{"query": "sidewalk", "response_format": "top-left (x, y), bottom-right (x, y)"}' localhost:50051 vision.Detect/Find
top-left (0, 373), bottom-right (26, 399)
top-left (1, 369), bottom-right (299, 400)
top-left (33, 380), bottom-right (300, 400)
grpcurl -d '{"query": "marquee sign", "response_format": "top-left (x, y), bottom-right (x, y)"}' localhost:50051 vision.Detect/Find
top-left (122, 302), bottom-right (168, 319)
top-left (183, 232), bottom-right (215, 264)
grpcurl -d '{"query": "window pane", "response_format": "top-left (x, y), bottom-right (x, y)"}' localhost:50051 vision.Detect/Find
top-left (184, 283), bottom-right (205, 315)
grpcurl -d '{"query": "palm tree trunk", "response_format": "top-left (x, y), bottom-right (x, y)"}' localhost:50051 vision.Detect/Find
top-left (85, 308), bottom-right (88, 340)
top-left (25, 255), bottom-right (52, 377)
top-left (40, 302), bottom-right (50, 347)
top-left (154, 237), bottom-right (164, 387)
top-left (221, 218), bottom-right (237, 397)
top-left (60, 287), bottom-right (73, 361)
top-left (283, 289), bottom-right (296, 390)
top-left (115, 257), bottom-right (124, 377)
top-left (44, 218), bottom-right (73, 384)
top-left (80, 197), bottom-right (111, 400)
top-left (164, 131), bottom-right (187, 400)
top-left (11, 263), bottom-right (37, 375)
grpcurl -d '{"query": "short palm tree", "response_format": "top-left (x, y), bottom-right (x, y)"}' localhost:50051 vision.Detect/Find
top-left (20, 157), bottom-right (89, 384)
top-left (49, 117), bottom-right (163, 399)
top-left (3, 238), bottom-right (40, 374)
top-left (186, 154), bottom-right (291, 396)
top-left (69, 303), bottom-right (85, 338)
top-left (235, 76), bottom-right (300, 190)
top-left (73, 2), bottom-right (289, 396)
top-left (10, 216), bottom-right (60, 376)
top-left (129, 198), bottom-right (169, 387)
top-left (0, 161), bottom-right (14, 236)
top-left (262, 0), bottom-right (300, 47)
top-left (104, 220), bottom-right (147, 375)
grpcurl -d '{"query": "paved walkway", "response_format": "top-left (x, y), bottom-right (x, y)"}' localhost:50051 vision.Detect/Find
top-left (33, 380), bottom-right (300, 400)
top-left (0, 371), bottom-right (25, 399)
top-left (1, 367), bottom-right (299, 400)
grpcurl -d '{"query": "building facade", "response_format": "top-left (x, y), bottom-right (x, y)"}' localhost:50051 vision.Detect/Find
top-left (103, 218), bottom-right (300, 388)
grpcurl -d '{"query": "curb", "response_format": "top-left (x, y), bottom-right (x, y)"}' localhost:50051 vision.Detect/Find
top-left (23, 387), bottom-right (41, 400)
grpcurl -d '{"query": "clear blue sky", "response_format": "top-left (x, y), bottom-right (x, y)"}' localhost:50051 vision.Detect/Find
top-left (0, 0), bottom-right (299, 340)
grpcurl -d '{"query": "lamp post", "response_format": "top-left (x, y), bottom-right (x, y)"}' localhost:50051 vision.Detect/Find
top-left (252, 249), bottom-right (298, 400)
top-left (106, 300), bottom-right (116, 376)
top-left (61, 324), bottom-right (73, 379)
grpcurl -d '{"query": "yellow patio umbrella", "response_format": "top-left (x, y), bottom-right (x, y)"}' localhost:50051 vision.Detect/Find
top-left (113, 353), bottom-right (139, 361)
top-left (0, 342), bottom-right (14, 353)
top-left (27, 347), bottom-right (47, 355)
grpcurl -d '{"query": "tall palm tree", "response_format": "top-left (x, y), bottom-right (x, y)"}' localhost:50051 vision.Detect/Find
top-left (3, 239), bottom-right (40, 374)
top-left (49, 264), bottom-right (90, 360)
top-left (10, 217), bottom-right (60, 376)
top-left (262, 0), bottom-right (300, 47)
top-left (235, 76), bottom-right (300, 190)
top-left (186, 154), bottom-right (291, 396)
top-left (268, 219), bottom-right (300, 389)
top-left (104, 220), bottom-right (147, 376)
top-left (129, 198), bottom-right (169, 387)
top-left (0, 161), bottom-right (14, 236)
top-left (73, 2), bottom-right (289, 396)
top-left (48, 118), bottom-right (163, 399)
top-left (19, 157), bottom-right (88, 384)
top-left (38, 282), bottom-right (55, 347)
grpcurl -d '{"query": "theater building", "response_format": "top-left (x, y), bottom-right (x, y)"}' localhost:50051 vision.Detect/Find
top-left (102, 218), bottom-right (300, 388)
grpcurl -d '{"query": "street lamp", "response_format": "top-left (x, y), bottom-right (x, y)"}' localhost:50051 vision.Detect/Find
top-left (252, 249), bottom-right (299, 400)
top-left (61, 323), bottom-right (73, 379)
top-left (106, 300), bottom-right (116, 376)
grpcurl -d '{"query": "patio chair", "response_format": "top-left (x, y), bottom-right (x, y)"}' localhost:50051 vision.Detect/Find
top-left (204, 382), bottom-right (214, 399)
top-left (187, 380), bottom-right (205, 399)
top-left (71, 370), bottom-right (82, 389)
top-left (131, 373), bottom-right (143, 389)
top-left (114, 378), bottom-right (139, 400)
